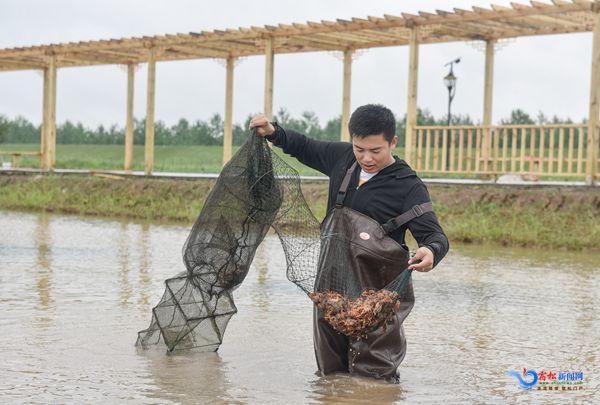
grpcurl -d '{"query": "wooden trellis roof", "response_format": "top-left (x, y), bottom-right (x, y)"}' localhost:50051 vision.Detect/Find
top-left (0, 0), bottom-right (598, 71)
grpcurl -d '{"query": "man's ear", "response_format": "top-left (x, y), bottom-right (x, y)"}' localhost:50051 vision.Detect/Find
top-left (390, 135), bottom-right (398, 149)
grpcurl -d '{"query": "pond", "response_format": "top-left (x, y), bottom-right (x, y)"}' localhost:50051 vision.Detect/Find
top-left (0, 210), bottom-right (598, 403)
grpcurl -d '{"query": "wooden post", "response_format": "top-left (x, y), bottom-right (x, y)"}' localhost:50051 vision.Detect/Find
top-left (223, 56), bottom-right (235, 165)
top-left (124, 64), bottom-right (135, 171)
top-left (264, 38), bottom-right (274, 120)
top-left (44, 56), bottom-right (57, 170)
top-left (145, 49), bottom-right (156, 175)
top-left (483, 40), bottom-right (495, 172)
top-left (587, 11), bottom-right (600, 184)
top-left (40, 67), bottom-right (49, 170)
top-left (405, 28), bottom-right (419, 164)
top-left (341, 49), bottom-right (353, 142)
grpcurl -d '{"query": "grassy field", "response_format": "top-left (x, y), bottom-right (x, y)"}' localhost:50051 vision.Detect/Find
top-left (1, 173), bottom-right (598, 250)
top-left (0, 143), bottom-right (328, 175)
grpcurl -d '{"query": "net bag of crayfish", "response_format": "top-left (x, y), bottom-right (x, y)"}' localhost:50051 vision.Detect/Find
top-left (308, 279), bottom-right (412, 338)
top-left (305, 215), bottom-right (414, 338)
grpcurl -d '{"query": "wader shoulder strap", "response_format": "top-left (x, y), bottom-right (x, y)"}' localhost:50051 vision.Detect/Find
top-left (382, 202), bottom-right (434, 234)
top-left (335, 161), bottom-right (358, 207)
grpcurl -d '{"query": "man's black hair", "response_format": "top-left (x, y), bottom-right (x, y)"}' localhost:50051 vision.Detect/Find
top-left (348, 104), bottom-right (396, 143)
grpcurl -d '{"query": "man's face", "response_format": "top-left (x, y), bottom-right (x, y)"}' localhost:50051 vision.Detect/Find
top-left (352, 133), bottom-right (398, 173)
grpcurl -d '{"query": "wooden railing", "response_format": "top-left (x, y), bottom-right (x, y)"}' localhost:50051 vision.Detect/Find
top-left (411, 124), bottom-right (597, 178)
top-left (0, 150), bottom-right (43, 168)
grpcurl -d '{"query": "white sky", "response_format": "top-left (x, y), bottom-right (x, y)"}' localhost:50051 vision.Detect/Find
top-left (0, 0), bottom-right (593, 127)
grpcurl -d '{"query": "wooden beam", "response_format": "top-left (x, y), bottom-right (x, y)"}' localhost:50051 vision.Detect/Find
top-left (57, 51), bottom-right (133, 65)
top-left (45, 56), bottom-right (57, 170)
top-left (95, 48), bottom-right (146, 59)
top-left (145, 49), bottom-right (156, 175)
top-left (341, 49), bottom-right (353, 142)
top-left (587, 11), bottom-right (600, 183)
top-left (405, 28), bottom-right (419, 165)
top-left (0, 58), bottom-right (45, 70)
top-left (125, 63), bottom-right (135, 171)
top-left (483, 40), bottom-right (495, 123)
top-left (320, 30), bottom-right (410, 46)
top-left (0, 2), bottom-right (597, 72)
top-left (483, 40), bottom-right (495, 172)
top-left (40, 67), bottom-right (49, 170)
top-left (510, 3), bottom-right (588, 28)
top-left (159, 44), bottom-right (228, 59)
top-left (263, 37), bottom-right (274, 120)
top-left (319, 30), bottom-right (388, 43)
top-left (287, 34), bottom-right (350, 48)
top-left (223, 57), bottom-right (235, 165)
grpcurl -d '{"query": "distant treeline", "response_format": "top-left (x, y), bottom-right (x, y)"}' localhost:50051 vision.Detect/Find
top-left (0, 108), bottom-right (581, 146)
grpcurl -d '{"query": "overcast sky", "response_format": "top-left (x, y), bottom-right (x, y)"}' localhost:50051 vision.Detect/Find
top-left (0, 0), bottom-right (593, 128)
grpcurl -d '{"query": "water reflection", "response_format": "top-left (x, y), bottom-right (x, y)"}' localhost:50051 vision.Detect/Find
top-left (308, 374), bottom-right (406, 404)
top-left (34, 213), bottom-right (53, 324)
top-left (117, 222), bottom-right (132, 308)
top-left (249, 241), bottom-right (271, 312)
top-left (138, 349), bottom-right (244, 405)
top-left (137, 222), bottom-right (152, 307)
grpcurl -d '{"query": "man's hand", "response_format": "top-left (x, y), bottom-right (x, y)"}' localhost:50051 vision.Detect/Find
top-left (249, 113), bottom-right (275, 137)
top-left (408, 246), bottom-right (434, 272)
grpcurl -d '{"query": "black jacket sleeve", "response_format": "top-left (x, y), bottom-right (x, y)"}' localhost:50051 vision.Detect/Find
top-left (266, 126), bottom-right (351, 177)
top-left (403, 182), bottom-right (449, 268)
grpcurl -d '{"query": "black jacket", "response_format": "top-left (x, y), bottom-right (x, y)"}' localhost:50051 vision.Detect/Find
top-left (266, 126), bottom-right (449, 268)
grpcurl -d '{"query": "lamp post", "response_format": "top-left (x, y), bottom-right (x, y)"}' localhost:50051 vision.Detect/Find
top-left (443, 58), bottom-right (460, 171)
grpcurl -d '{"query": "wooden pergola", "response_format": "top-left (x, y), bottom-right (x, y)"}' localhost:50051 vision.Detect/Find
top-left (0, 0), bottom-right (599, 181)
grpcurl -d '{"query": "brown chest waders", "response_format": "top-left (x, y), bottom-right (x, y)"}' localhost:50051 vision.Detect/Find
top-left (313, 161), bottom-right (432, 380)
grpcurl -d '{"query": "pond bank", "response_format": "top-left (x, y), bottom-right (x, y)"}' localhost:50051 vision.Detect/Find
top-left (1, 172), bottom-right (598, 250)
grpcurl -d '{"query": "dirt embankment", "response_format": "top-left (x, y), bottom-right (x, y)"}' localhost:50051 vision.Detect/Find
top-left (1, 173), bottom-right (598, 250)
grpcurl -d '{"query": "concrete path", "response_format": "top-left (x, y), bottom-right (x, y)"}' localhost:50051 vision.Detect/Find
top-left (0, 167), bottom-right (596, 188)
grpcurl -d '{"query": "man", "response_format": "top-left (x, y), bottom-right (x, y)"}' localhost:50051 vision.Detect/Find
top-left (249, 104), bottom-right (448, 381)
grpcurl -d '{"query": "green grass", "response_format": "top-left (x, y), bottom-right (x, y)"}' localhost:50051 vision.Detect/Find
top-left (1, 174), bottom-right (598, 251)
top-left (430, 186), bottom-right (600, 251)
top-left (0, 143), bottom-right (327, 175)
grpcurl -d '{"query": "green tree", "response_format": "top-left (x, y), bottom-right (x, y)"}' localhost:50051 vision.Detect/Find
top-left (501, 109), bottom-right (535, 125)
top-left (0, 115), bottom-right (9, 144)
top-left (208, 113), bottom-right (224, 141)
top-left (323, 115), bottom-right (341, 141)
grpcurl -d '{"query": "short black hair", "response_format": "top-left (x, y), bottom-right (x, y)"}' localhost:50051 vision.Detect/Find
top-left (348, 104), bottom-right (396, 143)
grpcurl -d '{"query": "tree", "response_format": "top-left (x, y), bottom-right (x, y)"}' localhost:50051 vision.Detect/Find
top-left (0, 115), bottom-right (8, 144)
top-left (501, 109), bottom-right (535, 125)
top-left (208, 113), bottom-right (224, 140)
top-left (274, 108), bottom-right (292, 128)
top-left (323, 115), bottom-right (341, 141)
top-left (298, 111), bottom-right (321, 139)
top-left (0, 109), bottom-right (582, 148)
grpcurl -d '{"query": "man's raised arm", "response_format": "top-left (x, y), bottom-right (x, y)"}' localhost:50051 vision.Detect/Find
top-left (249, 113), bottom-right (351, 177)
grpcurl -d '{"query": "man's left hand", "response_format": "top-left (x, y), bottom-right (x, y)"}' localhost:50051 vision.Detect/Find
top-left (408, 246), bottom-right (434, 272)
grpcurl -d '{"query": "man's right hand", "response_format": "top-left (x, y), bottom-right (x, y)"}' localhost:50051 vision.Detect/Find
top-left (249, 113), bottom-right (276, 137)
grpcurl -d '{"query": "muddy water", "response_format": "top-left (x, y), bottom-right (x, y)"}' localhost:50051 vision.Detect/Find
top-left (0, 210), bottom-right (598, 404)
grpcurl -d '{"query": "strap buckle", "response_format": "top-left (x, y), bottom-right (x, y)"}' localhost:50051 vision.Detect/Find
top-left (382, 220), bottom-right (396, 234)
top-left (412, 204), bottom-right (424, 217)
top-left (335, 191), bottom-right (346, 207)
